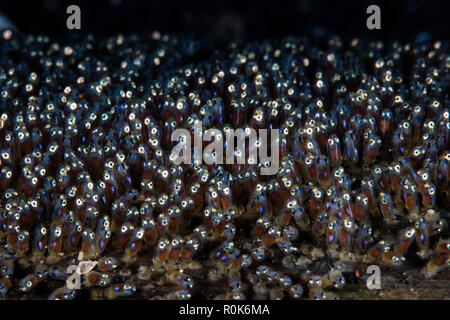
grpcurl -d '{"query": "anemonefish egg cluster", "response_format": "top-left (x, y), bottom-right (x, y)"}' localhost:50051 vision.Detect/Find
top-left (0, 30), bottom-right (448, 299)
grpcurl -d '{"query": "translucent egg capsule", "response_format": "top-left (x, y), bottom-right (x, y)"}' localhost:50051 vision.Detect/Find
top-left (255, 265), bottom-right (271, 282)
top-left (47, 265), bottom-right (68, 281)
top-left (17, 166), bottom-right (39, 198)
top-left (343, 131), bottom-right (359, 165)
top-left (63, 149), bottom-right (84, 176)
top-left (249, 107), bottom-right (266, 130)
top-left (188, 182), bottom-right (203, 211)
top-left (110, 199), bottom-right (126, 233)
top-left (32, 223), bottom-right (48, 258)
top-left (365, 240), bottom-right (387, 261)
top-left (265, 180), bottom-right (280, 212)
top-left (113, 222), bottom-right (135, 250)
top-left (316, 155), bottom-right (331, 188)
top-left (408, 145), bottom-right (426, 168)
top-left (327, 134), bottom-right (341, 168)
top-left (436, 152), bottom-right (449, 189)
top-left (153, 238), bottom-right (170, 267)
top-left (155, 213), bottom-right (169, 236)
top-left (360, 177), bottom-right (376, 209)
top-left (378, 192), bottom-right (400, 225)
top-left (347, 113), bottom-right (363, 137)
top-left (179, 196), bottom-right (194, 226)
top-left (82, 205), bottom-right (100, 230)
top-left (0, 259), bottom-right (14, 279)
top-left (325, 219), bottom-right (340, 248)
top-left (247, 189), bottom-right (270, 217)
top-left (155, 193), bottom-right (169, 213)
top-left (303, 135), bottom-right (321, 159)
top-left (19, 274), bottom-right (40, 293)
top-left (363, 134), bottom-right (381, 165)
top-left (388, 163), bottom-right (404, 194)
top-left (424, 139), bottom-right (440, 160)
top-left (169, 270), bottom-right (194, 290)
top-left (278, 239), bottom-right (297, 256)
top-left (48, 286), bottom-right (76, 300)
top-left (0, 278), bottom-right (11, 296)
top-left (180, 236), bottom-right (199, 260)
top-left (217, 182), bottom-right (233, 209)
top-left (205, 185), bottom-right (220, 209)
top-left (291, 205), bottom-right (309, 232)
top-left (139, 179), bottom-right (154, 198)
top-left (163, 118), bottom-right (177, 149)
top-left (64, 220), bottom-right (83, 252)
top-left (88, 144), bottom-right (104, 179)
top-left (140, 217), bottom-right (157, 247)
top-left (164, 289), bottom-right (191, 300)
top-left (137, 197), bottom-right (154, 220)
top-left (47, 225), bottom-right (64, 257)
top-left (329, 196), bottom-right (345, 220)
top-left (262, 226), bottom-right (282, 247)
top-left (212, 209), bottom-right (228, 237)
top-left (354, 193), bottom-right (369, 222)
top-left (251, 216), bottom-right (271, 239)
top-left (401, 179), bottom-right (419, 215)
top-left (211, 240), bottom-right (236, 263)
top-left (93, 217), bottom-right (112, 257)
top-left (2, 132), bottom-right (15, 159)
top-left (422, 119), bottom-right (437, 137)
top-left (309, 186), bottom-right (324, 215)
top-left (341, 216), bottom-right (357, 247)
top-left (124, 205), bottom-right (140, 227)
top-left (371, 165), bottom-right (391, 192)
top-left (392, 130), bottom-right (407, 157)
top-left (229, 100), bottom-right (246, 128)
top-left (422, 183), bottom-right (436, 208)
top-left (223, 222), bottom-right (236, 240)
top-left (226, 268), bottom-right (243, 293)
top-left (307, 274), bottom-right (325, 290)
top-left (290, 131), bottom-right (303, 162)
top-left (394, 227), bottom-right (416, 255)
top-left (382, 251), bottom-right (406, 267)
top-left (123, 227), bottom-right (144, 259)
top-left (355, 224), bottom-right (373, 252)
top-left (275, 198), bottom-right (297, 227)
top-left (81, 228), bottom-right (95, 258)
top-left (421, 253), bottom-right (449, 278)
top-left (51, 194), bottom-right (69, 224)
top-left (34, 264), bottom-right (49, 281)
top-left (395, 158), bottom-right (416, 186)
top-left (327, 268), bottom-right (345, 289)
top-left (335, 172), bottom-right (352, 194)
top-left (0, 166), bottom-right (13, 193)
top-left (424, 210), bottom-right (445, 237)
top-left (168, 178), bottom-right (184, 204)
top-left (86, 271), bottom-right (111, 287)
top-left (97, 257), bottom-right (118, 272)
top-left (16, 229), bottom-right (30, 255)
top-left (166, 237), bottom-right (184, 263)
top-left (114, 162), bottom-right (132, 191)
top-left (105, 282), bottom-right (136, 300)
top-left (331, 166), bottom-right (345, 182)
top-left (398, 120), bottom-right (413, 146)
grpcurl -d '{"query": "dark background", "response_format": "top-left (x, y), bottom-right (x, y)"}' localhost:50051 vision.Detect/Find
top-left (0, 0), bottom-right (448, 42)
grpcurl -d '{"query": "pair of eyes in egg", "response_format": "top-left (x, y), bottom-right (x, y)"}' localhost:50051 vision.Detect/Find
top-left (328, 220), bottom-right (353, 229)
